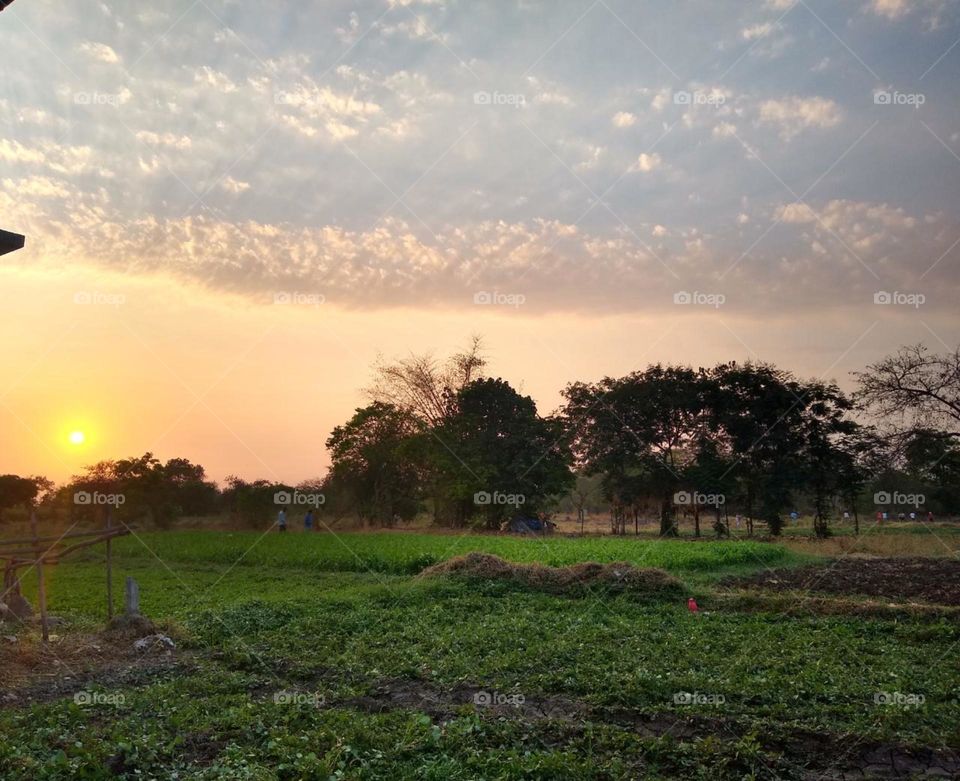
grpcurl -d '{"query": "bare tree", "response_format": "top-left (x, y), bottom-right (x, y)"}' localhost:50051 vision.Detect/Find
top-left (365, 335), bottom-right (486, 425)
top-left (854, 344), bottom-right (960, 439)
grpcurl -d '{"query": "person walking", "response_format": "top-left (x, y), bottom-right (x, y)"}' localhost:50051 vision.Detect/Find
top-left (304, 509), bottom-right (314, 532)
top-left (277, 508), bottom-right (287, 532)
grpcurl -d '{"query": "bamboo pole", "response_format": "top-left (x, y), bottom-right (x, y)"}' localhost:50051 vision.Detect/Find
top-left (0, 528), bottom-right (121, 547)
top-left (105, 506), bottom-right (113, 620)
top-left (0, 529), bottom-right (129, 569)
top-left (30, 508), bottom-right (48, 643)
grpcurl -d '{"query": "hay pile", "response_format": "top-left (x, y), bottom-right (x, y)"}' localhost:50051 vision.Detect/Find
top-left (421, 552), bottom-right (685, 598)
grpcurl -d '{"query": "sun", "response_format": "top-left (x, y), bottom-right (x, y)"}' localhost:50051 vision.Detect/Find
top-left (68, 430), bottom-right (86, 446)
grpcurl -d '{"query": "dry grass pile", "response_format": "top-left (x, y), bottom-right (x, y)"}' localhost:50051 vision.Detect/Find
top-left (420, 552), bottom-right (685, 598)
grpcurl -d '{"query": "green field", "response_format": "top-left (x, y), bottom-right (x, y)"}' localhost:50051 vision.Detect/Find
top-left (2, 530), bottom-right (958, 780)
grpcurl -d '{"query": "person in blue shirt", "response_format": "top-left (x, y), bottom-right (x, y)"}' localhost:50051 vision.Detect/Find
top-left (304, 509), bottom-right (314, 531)
top-left (277, 509), bottom-right (287, 532)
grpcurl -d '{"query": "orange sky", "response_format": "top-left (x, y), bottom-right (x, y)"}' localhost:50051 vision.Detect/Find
top-left (2, 263), bottom-right (955, 486)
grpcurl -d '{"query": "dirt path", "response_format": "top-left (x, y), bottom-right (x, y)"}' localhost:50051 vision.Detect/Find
top-left (728, 557), bottom-right (960, 606)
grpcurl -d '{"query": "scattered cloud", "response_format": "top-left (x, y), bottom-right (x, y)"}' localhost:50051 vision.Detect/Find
top-left (78, 41), bottom-right (120, 63)
top-left (758, 96), bottom-right (841, 139)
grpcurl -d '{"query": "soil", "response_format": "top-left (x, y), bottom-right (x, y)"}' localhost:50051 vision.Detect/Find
top-left (325, 676), bottom-right (960, 779)
top-left (0, 620), bottom-right (185, 702)
top-left (728, 557), bottom-right (960, 606)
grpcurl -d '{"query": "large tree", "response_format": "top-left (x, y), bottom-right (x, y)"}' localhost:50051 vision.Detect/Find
top-left (70, 453), bottom-right (217, 526)
top-left (366, 336), bottom-right (486, 426)
top-left (855, 343), bottom-right (960, 440)
top-left (325, 402), bottom-right (424, 525)
top-left (434, 378), bottom-right (573, 528)
top-left (0, 474), bottom-right (41, 523)
top-left (709, 362), bottom-right (808, 536)
top-left (563, 365), bottom-right (708, 536)
top-left (795, 380), bottom-right (860, 537)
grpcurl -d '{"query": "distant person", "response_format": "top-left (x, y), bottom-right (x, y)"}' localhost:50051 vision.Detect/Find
top-left (909, 511), bottom-right (916, 521)
top-left (304, 509), bottom-right (314, 531)
top-left (790, 510), bottom-right (799, 526)
top-left (735, 513), bottom-right (742, 530)
top-left (277, 508), bottom-right (287, 532)
top-left (843, 511), bottom-right (850, 523)
top-left (898, 512), bottom-right (905, 521)
top-left (876, 510), bottom-right (883, 524)
top-left (882, 511), bottom-right (889, 522)
top-left (928, 510), bottom-right (935, 523)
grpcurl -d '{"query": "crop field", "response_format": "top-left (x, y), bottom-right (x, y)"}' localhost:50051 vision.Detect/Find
top-left (2, 530), bottom-right (959, 780)
top-left (110, 530), bottom-right (800, 577)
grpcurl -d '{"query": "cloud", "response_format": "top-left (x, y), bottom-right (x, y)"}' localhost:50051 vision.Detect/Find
top-left (712, 122), bottom-right (737, 139)
top-left (867, 0), bottom-right (912, 18)
top-left (633, 153), bottom-right (662, 173)
top-left (742, 22), bottom-right (776, 40)
top-left (1, 175), bottom-right (72, 199)
top-left (2, 0), bottom-right (958, 323)
top-left (0, 139), bottom-right (95, 175)
top-left (78, 41), bottom-right (120, 63)
top-left (195, 66), bottom-right (237, 93)
top-left (220, 176), bottom-right (251, 194)
top-left (135, 131), bottom-right (192, 150)
top-left (758, 96), bottom-right (841, 139)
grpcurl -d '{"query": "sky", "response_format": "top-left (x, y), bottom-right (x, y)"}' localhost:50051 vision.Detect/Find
top-left (1, 0), bottom-right (958, 485)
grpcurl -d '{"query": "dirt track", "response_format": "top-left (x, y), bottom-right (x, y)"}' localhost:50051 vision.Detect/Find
top-left (730, 557), bottom-right (960, 606)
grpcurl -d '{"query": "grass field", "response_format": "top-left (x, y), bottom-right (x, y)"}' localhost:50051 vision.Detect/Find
top-left (2, 529), bottom-right (959, 779)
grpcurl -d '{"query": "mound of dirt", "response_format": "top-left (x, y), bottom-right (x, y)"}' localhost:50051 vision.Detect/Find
top-left (728, 557), bottom-right (960, 606)
top-left (421, 553), bottom-right (685, 598)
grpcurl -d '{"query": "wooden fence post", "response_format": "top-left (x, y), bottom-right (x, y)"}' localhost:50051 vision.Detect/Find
top-left (30, 508), bottom-right (48, 642)
top-left (105, 506), bottom-right (114, 620)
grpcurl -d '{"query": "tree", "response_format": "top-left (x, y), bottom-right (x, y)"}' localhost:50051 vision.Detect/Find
top-left (855, 343), bottom-right (960, 440)
top-left (710, 362), bottom-right (808, 536)
top-left (325, 402), bottom-right (424, 525)
top-left (70, 453), bottom-right (217, 526)
top-left (795, 380), bottom-right (859, 538)
top-left (833, 427), bottom-right (884, 535)
top-left (222, 476), bottom-right (293, 527)
top-left (367, 337), bottom-right (487, 522)
top-left (901, 429), bottom-right (960, 515)
top-left (566, 473), bottom-right (604, 534)
top-left (366, 336), bottom-right (487, 426)
top-left (563, 366), bottom-right (708, 536)
top-left (434, 378), bottom-right (573, 528)
top-left (0, 475), bottom-right (40, 522)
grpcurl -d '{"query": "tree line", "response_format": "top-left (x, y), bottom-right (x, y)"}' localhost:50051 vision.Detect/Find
top-left (3, 340), bottom-right (959, 537)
